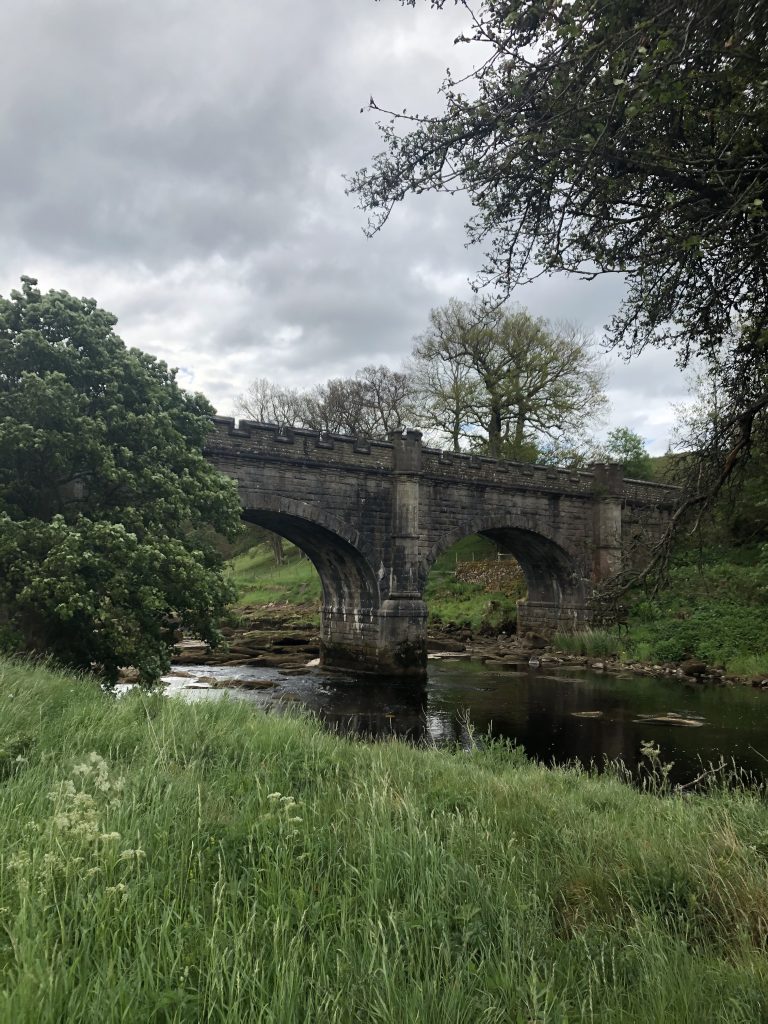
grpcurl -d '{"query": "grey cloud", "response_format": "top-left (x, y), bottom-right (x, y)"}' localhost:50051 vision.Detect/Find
top-left (0, 0), bottom-right (689, 444)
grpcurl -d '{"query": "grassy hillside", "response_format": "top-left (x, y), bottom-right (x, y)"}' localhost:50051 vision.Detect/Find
top-left (229, 539), bottom-right (321, 608)
top-left (624, 544), bottom-right (768, 675)
top-left (554, 545), bottom-right (768, 676)
top-left (424, 534), bottom-right (524, 631)
top-left (3, 657), bottom-right (768, 1022)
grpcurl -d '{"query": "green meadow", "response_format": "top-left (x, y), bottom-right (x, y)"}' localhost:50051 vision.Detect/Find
top-left (2, 657), bottom-right (768, 1022)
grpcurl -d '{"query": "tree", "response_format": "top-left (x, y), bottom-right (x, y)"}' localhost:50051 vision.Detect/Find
top-left (408, 307), bottom-right (483, 452)
top-left (236, 365), bottom-right (415, 440)
top-left (0, 277), bottom-right (242, 683)
top-left (235, 377), bottom-right (304, 427)
top-left (411, 298), bottom-right (607, 459)
top-left (350, 0), bottom-right (768, 565)
top-left (599, 427), bottom-right (654, 480)
top-left (352, 0), bottom-right (767, 367)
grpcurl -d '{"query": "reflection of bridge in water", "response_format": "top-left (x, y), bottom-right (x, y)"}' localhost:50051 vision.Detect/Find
top-left (205, 418), bottom-right (678, 678)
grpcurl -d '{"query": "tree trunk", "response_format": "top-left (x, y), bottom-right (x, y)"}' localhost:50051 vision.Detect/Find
top-left (269, 533), bottom-right (284, 566)
top-left (487, 402), bottom-right (503, 458)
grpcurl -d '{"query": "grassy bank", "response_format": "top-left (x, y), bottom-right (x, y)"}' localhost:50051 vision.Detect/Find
top-left (553, 546), bottom-right (768, 676)
top-left (229, 540), bottom-right (321, 610)
top-left (3, 659), bottom-right (768, 1022)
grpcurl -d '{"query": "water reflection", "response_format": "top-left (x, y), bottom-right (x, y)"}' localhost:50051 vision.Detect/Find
top-left (153, 659), bottom-right (768, 786)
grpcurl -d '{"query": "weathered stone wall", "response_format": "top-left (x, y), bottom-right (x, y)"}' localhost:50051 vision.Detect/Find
top-left (204, 418), bottom-right (678, 674)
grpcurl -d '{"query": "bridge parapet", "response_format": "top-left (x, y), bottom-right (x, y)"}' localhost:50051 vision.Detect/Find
top-left (421, 447), bottom-right (596, 496)
top-left (620, 477), bottom-right (680, 507)
top-left (208, 416), bottom-right (395, 471)
top-left (209, 417), bottom-right (679, 507)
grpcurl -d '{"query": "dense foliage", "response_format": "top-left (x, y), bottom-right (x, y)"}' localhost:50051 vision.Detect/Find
top-left (624, 546), bottom-right (768, 674)
top-left (0, 277), bottom-right (242, 682)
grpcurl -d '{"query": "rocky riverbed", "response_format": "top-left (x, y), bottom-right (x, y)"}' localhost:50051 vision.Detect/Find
top-left (151, 603), bottom-right (768, 691)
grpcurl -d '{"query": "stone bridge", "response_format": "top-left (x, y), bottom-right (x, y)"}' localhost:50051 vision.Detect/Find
top-left (205, 417), bottom-right (678, 677)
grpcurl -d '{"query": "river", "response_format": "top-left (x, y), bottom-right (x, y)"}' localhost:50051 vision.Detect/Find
top-left (149, 657), bottom-right (768, 787)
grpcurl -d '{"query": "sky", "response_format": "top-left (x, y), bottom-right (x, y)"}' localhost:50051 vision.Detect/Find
top-left (1, 0), bottom-right (693, 453)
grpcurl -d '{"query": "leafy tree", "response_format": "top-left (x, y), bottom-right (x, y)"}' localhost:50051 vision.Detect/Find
top-left (599, 427), bottom-right (654, 480)
top-left (0, 277), bottom-right (242, 683)
top-left (351, 0), bottom-right (768, 576)
top-left (411, 298), bottom-right (607, 459)
top-left (352, 0), bottom-right (767, 370)
top-left (407, 308), bottom-right (483, 452)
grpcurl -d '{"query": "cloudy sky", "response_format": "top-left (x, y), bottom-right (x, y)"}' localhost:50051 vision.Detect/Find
top-left (1, 0), bottom-right (692, 452)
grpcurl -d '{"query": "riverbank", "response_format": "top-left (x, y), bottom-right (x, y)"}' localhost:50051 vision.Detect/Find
top-left (3, 656), bottom-right (768, 1022)
top-left (164, 604), bottom-right (768, 693)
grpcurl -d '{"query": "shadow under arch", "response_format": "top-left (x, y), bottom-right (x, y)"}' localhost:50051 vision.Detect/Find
top-left (239, 496), bottom-right (383, 670)
top-left (422, 513), bottom-right (590, 634)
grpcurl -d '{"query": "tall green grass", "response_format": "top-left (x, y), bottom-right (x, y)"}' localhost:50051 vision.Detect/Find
top-left (552, 628), bottom-right (625, 659)
top-left (2, 657), bottom-right (768, 1021)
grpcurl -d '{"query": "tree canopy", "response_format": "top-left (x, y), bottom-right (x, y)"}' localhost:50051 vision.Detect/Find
top-left (351, 0), bottom-right (767, 369)
top-left (0, 277), bottom-right (242, 683)
top-left (410, 299), bottom-right (607, 459)
top-left (598, 426), bottom-right (654, 480)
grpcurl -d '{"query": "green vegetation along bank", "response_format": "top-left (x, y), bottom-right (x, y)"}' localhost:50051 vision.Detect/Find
top-left (3, 657), bottom-right (768, 1022)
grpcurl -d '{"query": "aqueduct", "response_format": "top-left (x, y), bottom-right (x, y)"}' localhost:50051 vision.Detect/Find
top-left (205, 417), bottom-right (678, 677)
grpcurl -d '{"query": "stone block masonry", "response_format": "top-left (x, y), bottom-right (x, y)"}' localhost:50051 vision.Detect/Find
top-left (205, 418), bottom-right (678, 678)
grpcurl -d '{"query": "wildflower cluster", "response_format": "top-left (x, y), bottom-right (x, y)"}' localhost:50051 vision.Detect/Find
top-left (7, 752), bottom-right (145, 903)
top-left (266, 791), bottom-right (303, 835)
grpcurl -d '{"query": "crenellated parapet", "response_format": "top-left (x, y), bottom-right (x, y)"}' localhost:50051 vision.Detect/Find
top-left (206, 416), bottom-right (395, 471)
top-left (207, 416), bottom-right (679, 508)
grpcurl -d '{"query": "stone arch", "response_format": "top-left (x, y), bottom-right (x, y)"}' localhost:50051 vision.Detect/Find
top-left (422, 512), bottom-right (590, 634)
top-left (238, 494), bottom-right (383, 670)
top-left (240, 497), bottom-right (381, 612)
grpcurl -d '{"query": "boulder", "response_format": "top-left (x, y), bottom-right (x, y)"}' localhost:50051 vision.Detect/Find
top-left (521, 631), bottom-right (549, 650)
top-left (679, 658), bottom-right (708, 677)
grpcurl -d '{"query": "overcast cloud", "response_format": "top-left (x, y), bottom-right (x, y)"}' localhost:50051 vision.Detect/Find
top-left (1, 0), bottom-right (691, 452)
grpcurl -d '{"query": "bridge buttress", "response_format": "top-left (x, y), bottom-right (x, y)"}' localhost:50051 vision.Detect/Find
top-left (590, 462), bottom-right (624, 580)
top-left (375, 429), bottom-right (428, 675)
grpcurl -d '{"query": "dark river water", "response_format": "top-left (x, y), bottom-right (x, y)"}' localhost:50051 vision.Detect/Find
top-left (155, 659), bottom-right (768, 787)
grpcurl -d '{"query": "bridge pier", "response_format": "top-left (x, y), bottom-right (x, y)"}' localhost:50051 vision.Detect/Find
top-left (377, 597), bottom-right (428, 676)
top-left (319, 599), bottom-right (428, 677)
